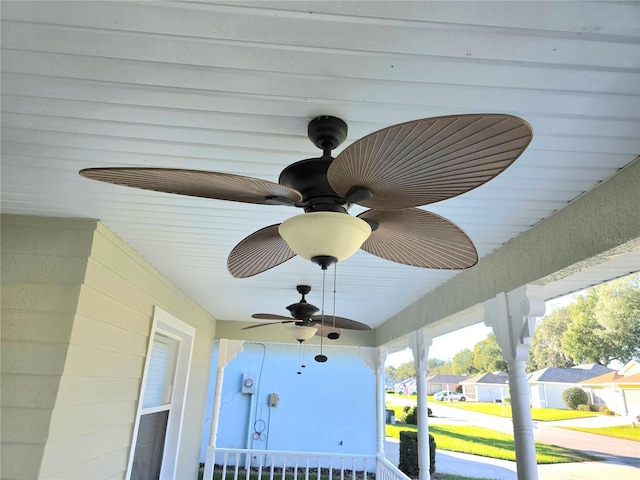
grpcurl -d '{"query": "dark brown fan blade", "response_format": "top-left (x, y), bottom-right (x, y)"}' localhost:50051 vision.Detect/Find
top-left (80, 168), bottom-right (302, 205)
top-left (358, 208), bottom-right (478, 269)
top-left (309, 315), bottom-right (372, 331)
top-left (227, 224), bottom-right (296, 278)
top-left (242, 320), bottom-right (294, 330)
top-left (328, 114), bottom-right (532, 210)
top-left (251, 313), bottom-right (294, 321)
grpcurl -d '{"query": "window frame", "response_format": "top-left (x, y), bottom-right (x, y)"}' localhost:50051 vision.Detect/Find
top-left (126, 307), bottom-right (195, 480)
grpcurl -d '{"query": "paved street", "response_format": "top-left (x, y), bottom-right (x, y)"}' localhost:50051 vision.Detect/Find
top-left (385, 397), bottom-right (640, 478)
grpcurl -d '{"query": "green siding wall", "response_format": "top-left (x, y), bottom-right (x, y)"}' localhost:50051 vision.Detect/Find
top-left (1, 215), bottom-right (217, 479)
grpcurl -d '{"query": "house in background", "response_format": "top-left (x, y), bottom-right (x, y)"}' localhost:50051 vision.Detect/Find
top-left (395, 378), bottom-right (417, 395)
top-left (461, 372), bottom-right (509, 402)
top-left (580, 360), bottom-right (640, 417)
top-left (527, 364), bottom-right (614, 409)
top-left (426, 375), bottom-right (468, 395)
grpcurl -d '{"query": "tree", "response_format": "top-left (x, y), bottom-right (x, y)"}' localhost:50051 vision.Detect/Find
top-left (428, 357), bottom-right (453, 375)
top-left (473, 333), bottom-right (507, 373)
top-left (562, 300), bottom-right (609, 365)
top-left (592, 274), bottom-right (640, 363)
top-left (393, 361), bottom-right (416, 381)
top-left (562, 274), bottom-right (640, 365)
top-left (528, 306), bottom-right (575, 371)
top-left (386, 365), bottom-right (397, 381)
top-left (452, 348), bottom-right (478, 375)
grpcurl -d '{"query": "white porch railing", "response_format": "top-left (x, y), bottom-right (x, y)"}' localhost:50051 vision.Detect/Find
top-left (203, 448), bottom-right (410, 480)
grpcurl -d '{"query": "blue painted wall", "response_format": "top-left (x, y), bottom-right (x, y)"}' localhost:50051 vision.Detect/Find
top-left (200, 342), bottom-right (376, 462)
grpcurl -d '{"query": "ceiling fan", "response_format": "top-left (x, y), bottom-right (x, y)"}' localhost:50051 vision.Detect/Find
top-left (80, 114), bottom-right (533, 277)
top-left (243, 284), bottom-right (372, 341)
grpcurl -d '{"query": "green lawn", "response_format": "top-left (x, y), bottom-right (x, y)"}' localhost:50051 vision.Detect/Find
top-left (386, 423), bottom-right (600, 464)
top-left (437, 401), bottom-right (600, 421)
top-left (560, 424), bottom-right (640, 442)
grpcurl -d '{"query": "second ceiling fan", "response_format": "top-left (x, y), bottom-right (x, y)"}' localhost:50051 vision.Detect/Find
top-left (80, 114), bottom-right (533, 277)
top-left (244, 284), bottom-right (372, 341)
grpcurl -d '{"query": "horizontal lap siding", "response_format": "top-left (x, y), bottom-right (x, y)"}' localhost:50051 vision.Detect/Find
top-left (1, 215), bottom-right (95, 480)
top-left (38, 221), bottom-right (216, 479)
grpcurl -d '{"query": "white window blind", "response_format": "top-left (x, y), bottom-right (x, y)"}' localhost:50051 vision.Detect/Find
top-left (142, 333), bottom-right (178, 409)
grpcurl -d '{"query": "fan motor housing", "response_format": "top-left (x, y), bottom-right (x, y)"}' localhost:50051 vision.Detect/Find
top-left (286, 301), bottom-right (319, 320)
top-left (278, 157), bottom-right (347, 212)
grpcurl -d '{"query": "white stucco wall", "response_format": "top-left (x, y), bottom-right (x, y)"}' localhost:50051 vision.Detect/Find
top-left (201, 342), bottom-right (376, 462)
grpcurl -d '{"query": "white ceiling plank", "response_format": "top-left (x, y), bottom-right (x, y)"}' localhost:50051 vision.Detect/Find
top-left (4, 51), bottom-right (638, 118)
top-left (5, 22), bottom-right (639, 95)
top-left (3, 2), bottom-right (637, 68)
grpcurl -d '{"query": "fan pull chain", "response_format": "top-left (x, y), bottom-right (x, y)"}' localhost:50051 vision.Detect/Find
top-left (332, 264), bottom-right (337, 330)
top-left (314, 268), bottom-right (328, 362)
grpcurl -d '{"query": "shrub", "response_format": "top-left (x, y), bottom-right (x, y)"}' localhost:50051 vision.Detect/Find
top-left (395, 406), bottom-right (410, 423)
top-left (398, 431), bottom-right (436, 477)
top-left (577, 404), bottom-right (590, 412)
top-left (562, 387), bottom-right (589, 410)
top-left (403, 406), bottom-right (433, 425)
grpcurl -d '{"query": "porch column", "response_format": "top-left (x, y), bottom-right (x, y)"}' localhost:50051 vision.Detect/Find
top-left (484, 285), bottom-right (545, 480)
top-left (360, 346), bottom-right (388, 456)
top-left (204, 339), bottom-right (244, 480)
top-left (410, 329), bottom-right (433, 480)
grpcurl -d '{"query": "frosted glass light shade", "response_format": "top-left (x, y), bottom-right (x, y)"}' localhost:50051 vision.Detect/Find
top-left (278, 212), bottom-right (372, 263)
top-left (286, 325), bottom-right (318, 342)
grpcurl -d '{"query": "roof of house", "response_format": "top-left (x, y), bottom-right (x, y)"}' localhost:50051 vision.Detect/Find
top-left (426, 374), bottom-right (468, 384)
top-left (580, 371), bottom-right (640, 385)
top-left (580, 360), bottom-right (640, 386)
top-left (528, 363), bottom-right (613, 384)
top-left (462, 372), bottom-right (509, 385)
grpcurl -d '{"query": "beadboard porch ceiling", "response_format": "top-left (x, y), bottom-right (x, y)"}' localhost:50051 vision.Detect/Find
top-left (2, 1), bottom-right (639, 332)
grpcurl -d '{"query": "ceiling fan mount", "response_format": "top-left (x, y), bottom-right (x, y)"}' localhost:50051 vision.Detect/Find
top-left (80, 113), bottom-right (533, 278)
top-left (307, 115), bottom-right (348, 152)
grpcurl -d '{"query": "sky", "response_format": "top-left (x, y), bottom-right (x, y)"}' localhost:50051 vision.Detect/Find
top-left (385, 294), bottom-right (577, 367)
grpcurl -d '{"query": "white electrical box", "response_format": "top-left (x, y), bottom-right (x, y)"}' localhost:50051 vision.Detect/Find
top-left (269, 393), bottom-right (279, 407)
top-left (241, 373), bottom-right (256, 394)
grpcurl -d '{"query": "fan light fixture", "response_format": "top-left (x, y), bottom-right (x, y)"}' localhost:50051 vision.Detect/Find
top-left (278, 212), bottom-right (372, 269)
top-left (286, 325), bottom-right (318, 342)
